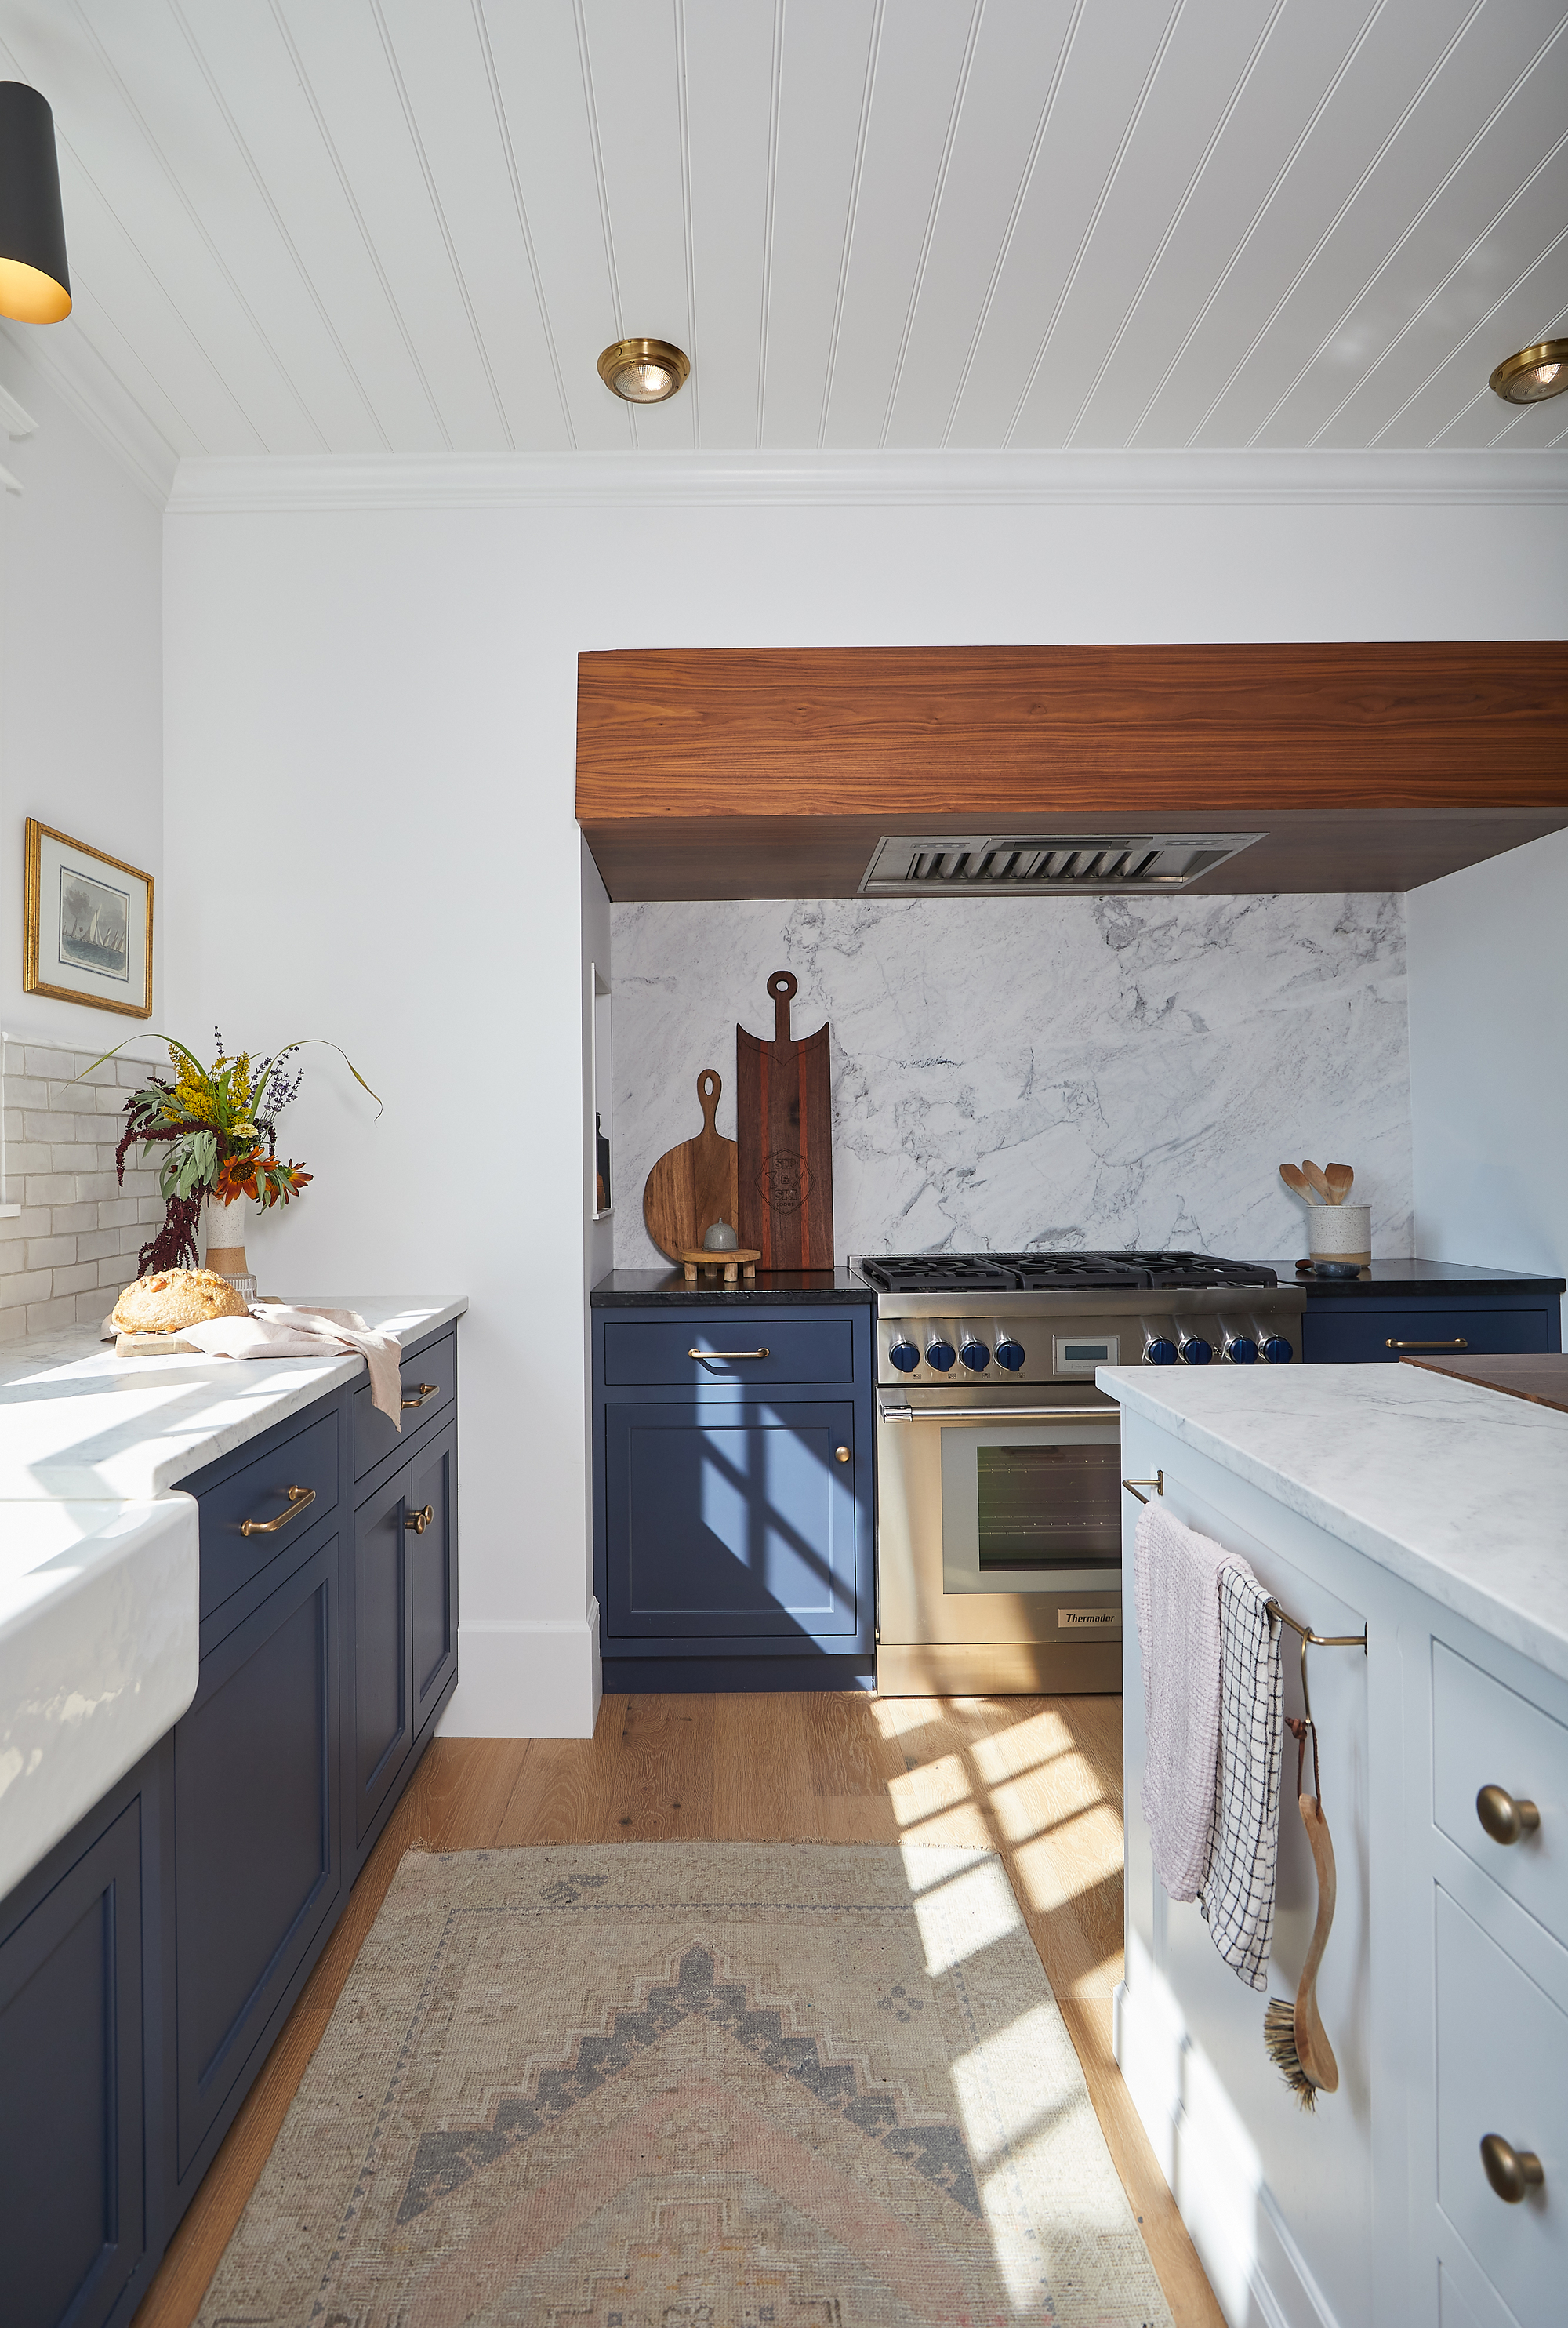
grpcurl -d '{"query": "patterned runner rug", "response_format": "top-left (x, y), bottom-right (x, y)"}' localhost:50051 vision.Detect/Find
top-left (198, 1842), bottom-right (1171, 2327)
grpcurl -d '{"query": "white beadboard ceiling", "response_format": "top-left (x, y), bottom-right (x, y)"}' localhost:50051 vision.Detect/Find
top-left (1, 0), bottom-right (1565, 480)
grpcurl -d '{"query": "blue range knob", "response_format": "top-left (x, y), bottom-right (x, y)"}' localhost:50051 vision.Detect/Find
top-left (994, 1337), bottom-right (1025, 1372)
top-left (1225, 1337), bottom-right (1259, 1364)
top-left (888, 1337), bottom-right (920, 1373)
top-left (1262, 1335), bottom-right (1294, 1365)
top-left (925, 1338), bottom-right (956, 1372)
top-left (960, 1338), bottom-right (989, 1371)
top-left (1180, 1337), bottom-right (1214, 1365)
top-left (1145, 1337), bottom-right (1178, 1365)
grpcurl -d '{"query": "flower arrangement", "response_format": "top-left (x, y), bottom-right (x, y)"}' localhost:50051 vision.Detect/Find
top-left (93, 1032), bottom-right (378, 1278)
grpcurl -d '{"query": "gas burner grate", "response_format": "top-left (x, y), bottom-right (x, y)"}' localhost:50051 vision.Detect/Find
top-left (856, 1249), bottom-right (1279, 1293)
top-left (856, 1255), bottom-right (1022, 1293)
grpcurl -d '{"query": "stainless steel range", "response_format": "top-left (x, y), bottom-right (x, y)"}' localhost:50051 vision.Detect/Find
top-left (851, 1251), bottom-right (1306, 1696)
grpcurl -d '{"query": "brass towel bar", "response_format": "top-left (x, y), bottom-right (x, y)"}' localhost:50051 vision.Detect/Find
top-left (1120, 1467), bottom-right (1367, 1722)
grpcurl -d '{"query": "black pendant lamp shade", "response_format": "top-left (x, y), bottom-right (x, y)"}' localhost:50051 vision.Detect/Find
top-left (0, 82), bottom-right (70, 324)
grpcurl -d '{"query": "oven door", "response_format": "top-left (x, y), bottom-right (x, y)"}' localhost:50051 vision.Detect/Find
top-left (875, 1397), bottom-right (1123, 1649)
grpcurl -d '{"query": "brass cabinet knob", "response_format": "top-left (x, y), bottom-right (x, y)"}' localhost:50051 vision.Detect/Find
top-left (1476, 1785), bottom-right (1541, 1846)
top-left (1480, 2133), bottom-right (1545, 2203)
top-left (403, 1503), bottom-right (434, 1535)
top-left (833, 1445), bottom-right (851, 1463)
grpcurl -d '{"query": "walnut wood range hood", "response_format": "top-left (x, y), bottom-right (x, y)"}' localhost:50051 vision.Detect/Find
top-left (576, 644), bottom-right (1568, 902)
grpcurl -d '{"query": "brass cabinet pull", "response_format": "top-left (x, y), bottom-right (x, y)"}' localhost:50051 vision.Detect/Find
top-left (401, 1382), bottom-right (439, 1410)
top-left (833, 1445), bottom-right (851, 1463)
top-left (404, 1503), bottom-right (434, 1535)
top-left (1480, 2132), bottom-right (1545, 2203)
top-left (688, 1347), bottom-right (770, 1360)
top-left (1386, 1337), bottom-right (1468, 1351)
top-left (240, 1484), bottom-right (315, 1538)
top-left (1476, 1784), bottom-right (1540, 1846)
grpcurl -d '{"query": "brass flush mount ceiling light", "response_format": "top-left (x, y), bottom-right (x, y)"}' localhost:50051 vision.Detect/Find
top-left (1488, 340), bottom-right (1568, 403)
top-left (597, 337), bottom-right (690, 403)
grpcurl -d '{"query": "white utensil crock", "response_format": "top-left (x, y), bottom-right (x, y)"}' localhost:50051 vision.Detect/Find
top-left (1307, 1202), bottom-right (1370, 1266)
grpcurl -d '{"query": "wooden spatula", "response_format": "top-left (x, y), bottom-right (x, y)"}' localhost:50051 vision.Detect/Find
top-left (642, 1070), bottom-right (739, 1262)
top-left (1301, 1160), bottom-right (1332, 1204)
top-left (1279, 1164), bottom-right (1321, 1206)
top-left (1324, 1163), bottom-right (1354, 1205)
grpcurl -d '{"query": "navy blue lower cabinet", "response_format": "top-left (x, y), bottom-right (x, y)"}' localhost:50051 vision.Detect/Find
top-left (594, 1300), bottom-right (876, 1689)
top-left (0, 1792), bottom-right (147, 2328)
top-left (352, 1469), bottom-right (413, 1848)
top-left (1302, 1298), bottom-right (1560, 1364)
top-left (172, 1534), bottom-right (339, 2183)
top-left (410, 1422), bottom-right (458, 1734)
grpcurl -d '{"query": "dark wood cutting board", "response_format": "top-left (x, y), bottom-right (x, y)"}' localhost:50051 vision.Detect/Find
top-left (1399, 1352), bottom-right (1568, 1415)
top-left (735, 970), bottom-right (834, 1269)
top-left (642, 1069), bottom-right (739, 1262)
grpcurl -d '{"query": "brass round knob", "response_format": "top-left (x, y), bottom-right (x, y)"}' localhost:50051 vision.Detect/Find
top-left (1480, 2133), bottom-right (1544, 2203)
top-left (1476, 1785), bottom-right (1541, 1846)
top-left (833, 1445), bottom-right (851, 1464)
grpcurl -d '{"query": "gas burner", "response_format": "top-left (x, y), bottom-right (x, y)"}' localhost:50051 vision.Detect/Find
top-left (856, 1249), bottom-right (1279, 1295)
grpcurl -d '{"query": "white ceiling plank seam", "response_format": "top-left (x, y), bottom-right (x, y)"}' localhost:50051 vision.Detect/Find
top-left (71, 0), bottom-right (328, 456)
top-left (468, 0), bottom-right (575, 451)
top-left (818, 0), bottom-right (887, 447)
top-left (1254, 13), bottom-right (1568, 449)
top-left (1183, 0), bottom-right (1490, 448)
top-left (938, 0), bottom-right (1085, 450)
top-left (1063, 0), bottom-right (1290, 449)
top-left (755, 0), bottom-right (785, 449)
top-left (165, 0), bottom-right (391, 456)
top-left (265, 0), bottom-right (452, 452)
top-left (1003, 0), bottom-right (1190, 449)
top-left (877, 0), bottom-right (986, 449)
top-left (1309, 125), bottom-right (1568, 450)
top-left (571, 0), bottom-right (634, 449)
top-left (673, 0), bottom-right (700, 444)
top-left (367, 0), bottom-right (513, 452)
top-left (1124, 0), bottom-right (1392, 447)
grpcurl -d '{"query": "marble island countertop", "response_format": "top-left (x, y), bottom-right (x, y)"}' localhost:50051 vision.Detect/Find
top-left (0, 1295), bottom-right (467, 1500)
top-left (1099, 1360), bottom-right (1568, 1682)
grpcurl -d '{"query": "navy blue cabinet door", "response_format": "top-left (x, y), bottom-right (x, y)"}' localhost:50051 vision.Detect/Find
top-left (0, 1800), bottom-right (144, 2328)
top-left (352, 1467), bottom-right (412, 1844)
top-left (1303, 1304), bottom-right (1554, 1364)
top-left (173, 1538), bottom-right (339, 2177)
top-left (410, 1423), bottom-right (457, 1734)
top-left (604, 1399), bottom-right (859, 1640)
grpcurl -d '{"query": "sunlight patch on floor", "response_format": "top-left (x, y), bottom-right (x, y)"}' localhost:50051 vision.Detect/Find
top-left (904, 1842), bottom-right (1023, 1973)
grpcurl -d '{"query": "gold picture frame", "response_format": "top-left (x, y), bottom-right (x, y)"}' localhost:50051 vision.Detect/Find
top-left (24, 818), bottom-right (154, 1018)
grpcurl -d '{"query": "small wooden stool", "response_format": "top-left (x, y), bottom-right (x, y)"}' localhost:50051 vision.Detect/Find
top-left (679, 1247), bottom-right (761, 1285)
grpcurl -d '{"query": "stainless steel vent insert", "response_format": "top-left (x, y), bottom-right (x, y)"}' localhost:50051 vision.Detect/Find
top-left (859, 833), bottom-right (1264, 896)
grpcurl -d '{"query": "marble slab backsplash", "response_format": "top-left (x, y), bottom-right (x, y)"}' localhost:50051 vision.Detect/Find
top-left (610, 894), bottom-right (1413, 1270)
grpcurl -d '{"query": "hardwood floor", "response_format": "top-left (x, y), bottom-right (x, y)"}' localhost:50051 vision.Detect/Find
top-left (132, 1691), bottom-right (1223, 2328)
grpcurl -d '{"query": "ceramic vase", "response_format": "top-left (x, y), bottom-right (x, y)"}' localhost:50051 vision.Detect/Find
top-left (205, 1193), bottom-right (254, 1291)
top-left (1306, 1202), bottom-right (1370, 1267)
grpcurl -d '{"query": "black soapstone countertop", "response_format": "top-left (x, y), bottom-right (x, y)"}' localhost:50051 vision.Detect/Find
top-left (591, 1267), bottom-right (874, 1306)
top-left (1274, 1258), bottom-right (1566, 1296)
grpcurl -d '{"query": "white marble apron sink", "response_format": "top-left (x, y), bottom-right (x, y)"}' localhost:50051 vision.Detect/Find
top-left (0, 1494), bottom-right (198, 1899)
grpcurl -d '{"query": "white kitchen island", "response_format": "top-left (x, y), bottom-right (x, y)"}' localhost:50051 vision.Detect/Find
top-left (1098, 1360), bottom-right (1568, 2328)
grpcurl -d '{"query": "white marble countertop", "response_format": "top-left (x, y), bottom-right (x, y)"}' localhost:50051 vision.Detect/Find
top-left (0, 1295), bottom-right (466, 1499)
top-left (1099, 1361), bottom-right (1568, 1682)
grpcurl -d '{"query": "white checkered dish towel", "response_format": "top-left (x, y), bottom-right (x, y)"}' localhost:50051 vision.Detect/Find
top-left (1198, 1563), bottom-right (1284, 1989)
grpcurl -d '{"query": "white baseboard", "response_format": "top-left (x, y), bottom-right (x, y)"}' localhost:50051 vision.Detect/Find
top-left (437, 1602), bottom-right (602, 1739)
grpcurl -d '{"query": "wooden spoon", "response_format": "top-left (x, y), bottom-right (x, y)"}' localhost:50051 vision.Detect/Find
top-left (1292, 1792), bottom-right (1341, 2093)
top-left (1279, 1163), bottom-right (1321, 1206)
top-left (1324, 1163), bottom-right (1354, 1207)
top-left (1301, 1160), bottom-right (1332, 1204)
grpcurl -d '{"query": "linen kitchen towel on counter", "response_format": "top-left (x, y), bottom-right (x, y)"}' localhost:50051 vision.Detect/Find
top-left (178, 1304), bottom-right (405, 1422)
top-left (1134, 1502), bottom-right (1247, 1901)
top-left (1198, 1564), bottom-right (1285, 1990)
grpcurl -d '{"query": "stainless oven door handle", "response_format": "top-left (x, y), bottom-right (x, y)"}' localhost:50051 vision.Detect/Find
top-left (877, 1401), bottom-right (1119, 1423)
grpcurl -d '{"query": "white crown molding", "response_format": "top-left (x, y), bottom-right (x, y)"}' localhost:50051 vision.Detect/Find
top-left (166, 445), bottom-right (1568, 516)
top-left (0, 321), bottom-right (177, 507)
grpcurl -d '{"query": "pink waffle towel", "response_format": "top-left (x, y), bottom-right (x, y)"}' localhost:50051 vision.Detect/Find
top-left (1134, 1501), bottom-right (1246, 1901)
top-left (179, 1304), bottom-right (405, 1424)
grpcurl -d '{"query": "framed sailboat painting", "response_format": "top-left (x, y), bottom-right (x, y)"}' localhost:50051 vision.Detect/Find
top-left (24, 818), bottom-right (154, 1017)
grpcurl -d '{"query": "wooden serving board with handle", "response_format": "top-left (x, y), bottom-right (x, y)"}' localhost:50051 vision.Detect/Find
top-left (642, 1069), bottom-right (739, 1262)
top-left (735, 970), bottom-right (834, 1269)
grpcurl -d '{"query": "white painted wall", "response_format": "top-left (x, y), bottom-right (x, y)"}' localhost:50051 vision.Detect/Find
top-left (1409, 826), bottom-right (1568, 1342)
top-left (161, 452), bottom-right (1568, 1736)
top-left (0, 332), bottom-right (162, 1053)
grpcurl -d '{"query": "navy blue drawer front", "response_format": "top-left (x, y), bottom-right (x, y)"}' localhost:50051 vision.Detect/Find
top-left (197, 1410), bottom-right (339, 1619)
top-left (1302, 1306), bottom-right (1553, 1364)
top-left (602, 1316), bottom-right (855, 1386)
top-left (604, 1398), bottom-right (859, 1640)
top-left (354, 1330), bottom-right (456, 1480)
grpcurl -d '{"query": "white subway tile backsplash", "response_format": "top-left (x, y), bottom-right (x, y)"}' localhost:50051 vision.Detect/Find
top-left (1, 1041), bottom-right (167, 1326)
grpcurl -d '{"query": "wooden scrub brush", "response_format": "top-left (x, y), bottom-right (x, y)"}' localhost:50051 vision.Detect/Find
top-left (1265, 1715), bottom-right (1340, 2110)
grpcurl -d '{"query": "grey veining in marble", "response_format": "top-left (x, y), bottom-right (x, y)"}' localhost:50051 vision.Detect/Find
top-left (1100, 1362), bottom-right (1568, 1681)
top-left (0, 1296), bottom-right (467, 1498)
top-left (611, 895), bottom-right (1411, 1269)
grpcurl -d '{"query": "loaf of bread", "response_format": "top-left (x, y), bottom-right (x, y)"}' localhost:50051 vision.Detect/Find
top-left (111, 1268), bottom-right (249, 1335)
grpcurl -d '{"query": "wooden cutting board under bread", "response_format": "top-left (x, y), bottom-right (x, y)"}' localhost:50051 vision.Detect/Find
top-left (642, 1069), bottom-right (740, 1262)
